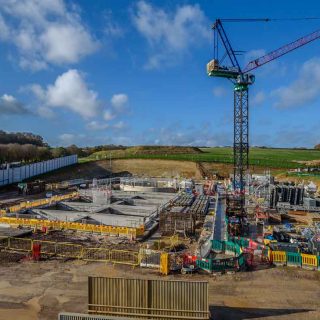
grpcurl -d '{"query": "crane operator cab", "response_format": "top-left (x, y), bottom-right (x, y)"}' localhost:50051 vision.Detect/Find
top-left (207, 59), bottom-right (240, 79)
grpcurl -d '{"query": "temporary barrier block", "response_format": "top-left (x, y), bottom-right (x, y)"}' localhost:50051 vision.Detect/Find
top-left (212, 240), bottom-right (224, 252)
top-left (301, 253), bottom-right (317, 270)
top-left (271, 251), bottom-right (286, 266)
top-left (286, 252), bottom-right (302, 267)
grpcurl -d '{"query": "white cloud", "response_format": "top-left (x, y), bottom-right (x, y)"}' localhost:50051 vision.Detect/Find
top-left (86, 121), bottom-right (109, 131)
top-left (32, 69), bottom-right (101, 118)
top-left (59, 133), bottom-right (75, 145)
top-left (103, 110), bottom-right (116, 121)
top-left (37, 106), bottom-right (55, 119)
top-left (0, 94), bottom-right (30, 114)
top-left (113, 121), bottom-right (126, 130)
top-left (104, 10), bottom-right (124, 38)
top-left (132, 1), bottom-right (209, 69)
top-left (0, 14), bottom-right (9, 40)
top-left (272, 57), bottom-right (320, 108)
top-left (0, 0), bottom-right (98, 70)
top-left (111, 93), bottom-right (128, 110)
top-left (251, 91), bottom-right (266, 106)
top-left (102, 94), bottom-right (129, 122)
top-left (142, 124), bottom-right (231, 146)
top-left (213, 86), bottom-right (227, 97)
top-left (244, 49), bottom-right (266, 64)
top-left (41, 23), bottom-right (98, 64)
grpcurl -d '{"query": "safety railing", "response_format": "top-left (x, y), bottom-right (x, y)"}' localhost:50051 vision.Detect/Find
top-left (0, 192), bottom-right (79, 215)
top-left (0, 216), bottom-right (144, 238)
top-left (271, 251), bottom-right (286, 266)
top-left (0, 236), bottom-right (140, 266)
top-left (269, 250), bottom-right (319, 270)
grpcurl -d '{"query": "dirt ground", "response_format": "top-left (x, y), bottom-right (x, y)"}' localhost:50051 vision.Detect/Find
top-left (111, 159), bottom-right (203, 179)
top-left (35, 159), bottom-right (204, 183)
top-left (0, 259), bottom-right (319, 320)
top-left (31, 158), bottom-right (289, 184)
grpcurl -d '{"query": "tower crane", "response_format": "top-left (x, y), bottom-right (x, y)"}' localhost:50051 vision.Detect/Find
top-left (207, 19), bottom-right (320, 219)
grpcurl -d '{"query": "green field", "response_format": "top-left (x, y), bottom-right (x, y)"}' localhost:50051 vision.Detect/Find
top-left (80, 147), bottom-right (320, 169)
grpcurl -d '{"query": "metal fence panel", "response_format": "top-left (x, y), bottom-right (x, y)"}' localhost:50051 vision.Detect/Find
top-left (110, 250), bottom-right (139, 266)
top-left (8, 237), bottom-right (32, 252)
top-left (59, 312), bottom-right (136, 320)
top-left (33, 240), bottom-right (57, 255)
top-left (88, 277), bottom-right (209, 320)
top-left (0, 155), bottom-right (77, 187)
top-left (55, 242), bottom-right (83, 258)
top-left (83, 248), bottom-right (110, 262)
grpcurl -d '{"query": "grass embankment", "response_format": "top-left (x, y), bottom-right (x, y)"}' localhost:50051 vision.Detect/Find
top-left (80, 146), bottom-right (320, 169)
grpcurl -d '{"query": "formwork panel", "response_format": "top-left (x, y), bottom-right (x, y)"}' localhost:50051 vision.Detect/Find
top-left (159, 209), bottom-right (195, 236)
top-left (88, 277), bottom-right (209, 320)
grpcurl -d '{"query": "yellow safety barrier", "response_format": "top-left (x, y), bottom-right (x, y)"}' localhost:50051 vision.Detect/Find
top-left (1, 236), bottom-right (141, 266)
top-left (160, 252), bottom-right (169, 275)
top-left (33, 240), bottom-right (56, 255)
top-left (301, 254), bottom-right (318, 270)
top-left (55, 242), bottom-right (83, 259)
top-left (0, 216), bottom-right (143, 238)
top-left (110, 249), bottom-right (139, 266)
top-left (5, 192), bottom-right (79, 214)
top-left (0, 236), bottom-right (8, 249)
top-left (8, 237), bottom-right (32, 252)
top-left (82, 247), bottom-right (110, 262)
top-left (271, 251), bottom-right (286, 265)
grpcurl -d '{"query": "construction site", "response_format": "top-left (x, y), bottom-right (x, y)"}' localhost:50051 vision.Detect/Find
top-left (0, 4), bottom-right (320, 320)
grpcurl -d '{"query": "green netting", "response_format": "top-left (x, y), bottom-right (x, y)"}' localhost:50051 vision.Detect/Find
top-left (196, 259), bottom-right (212, 271)
top-left (238, 254), bottom-right (245, 267)
top-left (228, 236), bottom-right (250, 249)
top-left (212, 240), bottom-right (224, 252)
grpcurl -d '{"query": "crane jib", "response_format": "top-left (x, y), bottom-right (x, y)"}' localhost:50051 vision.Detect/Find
top-left (243, 29), bottom-right (320, 73)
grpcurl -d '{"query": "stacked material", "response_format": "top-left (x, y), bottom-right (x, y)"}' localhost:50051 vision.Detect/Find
top-left (189, 195), bottom-right (210, 220)
top-left (173, 195), bottom-right (195, 207)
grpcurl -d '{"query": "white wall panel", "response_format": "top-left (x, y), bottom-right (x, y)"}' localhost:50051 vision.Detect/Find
top-left (0, 155), bottom-right (78, 186)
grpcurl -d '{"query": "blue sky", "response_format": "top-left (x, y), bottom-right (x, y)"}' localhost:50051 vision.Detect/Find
top-left (0, 0), bottom-right (320, 147)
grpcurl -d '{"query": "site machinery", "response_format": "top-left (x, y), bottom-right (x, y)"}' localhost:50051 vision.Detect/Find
top-left (208, 18), bottom-right (320, 218)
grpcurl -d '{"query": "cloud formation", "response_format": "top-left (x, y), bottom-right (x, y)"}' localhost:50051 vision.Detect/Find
top-left (213, 86), bottom-right (227, 98)
top-left (111, 93), bottom-right (128, 110)
top-left (31, 69), bottom-right (101, 118)
top-left (251, 91), bottom-right (266, 106)
top-left (132, 1), bottom-right (209, 69)
top-left (0, 0), bottom-right (98, 70)
top-left (272, 57), bottom-right (320, 108)
top-left (0, 94), bottom-right (30, 114)
top-left (86, 121), bottom-right (109, 131)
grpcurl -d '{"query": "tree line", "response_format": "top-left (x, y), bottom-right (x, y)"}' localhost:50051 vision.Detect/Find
top-left (0, 131), bottom-right (126, 163)
top-left (0, 131), bottom-right (46, 146)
